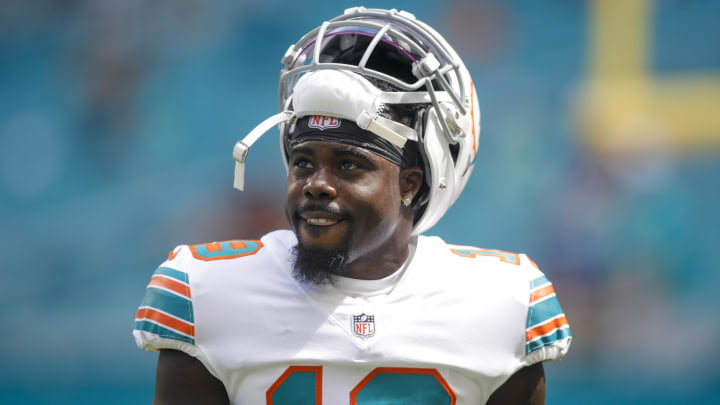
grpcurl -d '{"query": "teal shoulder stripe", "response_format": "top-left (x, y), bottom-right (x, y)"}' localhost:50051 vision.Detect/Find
top-left (525, 326), bottom-right (571, 354)
top-left (135, 320), bottom-right (195, 345)
top-left (153, 266), bottom-right (188, 284)
top-left (140, 286), bottom-right (194, 323)
top-left (527, 296), bottom-right (564, 328)
top-left (529, 275), bottom-right (550, 290)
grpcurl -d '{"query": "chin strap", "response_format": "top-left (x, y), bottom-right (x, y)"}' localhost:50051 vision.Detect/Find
top-left (233, 111), bottom-right (294, 190)
top-left (356, 110), bottom-right (417, 148)
top-left (358, 90), bottom-right (455, 147)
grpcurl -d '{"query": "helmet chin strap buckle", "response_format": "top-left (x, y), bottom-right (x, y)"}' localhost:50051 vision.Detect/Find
top-left (232, 111), bottom-right (294, 191)
top-left (355, 108), bottom-right (423, 148)
top-left (233, 141), bottom-right (249, 191)
top-left (233, 141), bottom-right (249, 163)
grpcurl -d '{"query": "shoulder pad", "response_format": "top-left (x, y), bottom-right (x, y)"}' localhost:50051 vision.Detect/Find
top-left (133, 248), bottom-right (197, 353)
top-left (521, 254), bottom-right (572, 364)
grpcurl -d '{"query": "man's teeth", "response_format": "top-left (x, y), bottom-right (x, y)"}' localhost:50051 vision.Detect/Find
top-left (306, 218), bottom-right (337, 225)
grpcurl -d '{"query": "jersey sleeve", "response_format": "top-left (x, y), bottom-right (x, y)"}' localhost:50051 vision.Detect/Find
top-left (520, 254), bottom-right (572, 366)
top-left (132, 245), bottom-right (202, 358)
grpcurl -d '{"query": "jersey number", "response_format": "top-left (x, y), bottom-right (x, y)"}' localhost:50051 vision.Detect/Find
top-left (189, 240), bottom-right (263, 261)
top-left (450, 247), bottom-right (521, 265)
top-left (266, 366), bottom-right (456, 405)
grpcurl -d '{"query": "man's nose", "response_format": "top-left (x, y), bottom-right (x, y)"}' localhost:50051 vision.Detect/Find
top-left (303, 168), bottom-right (337, 200)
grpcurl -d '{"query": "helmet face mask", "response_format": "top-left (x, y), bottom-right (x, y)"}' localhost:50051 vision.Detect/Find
top-left (233, 7), bottom-right (480, 235)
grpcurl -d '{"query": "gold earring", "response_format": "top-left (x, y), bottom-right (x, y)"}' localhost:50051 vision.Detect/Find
top-left (402, 196), bottom-right (412, 207)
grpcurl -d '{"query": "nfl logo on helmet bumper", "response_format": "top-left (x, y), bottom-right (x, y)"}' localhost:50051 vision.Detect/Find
top-left (308, 115), bottom-right (341, 130)
top-left (352, 313), bottom-right (375, 337)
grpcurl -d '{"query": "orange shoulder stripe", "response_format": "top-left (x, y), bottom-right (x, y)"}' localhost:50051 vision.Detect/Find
top-left (526, 315), bottom-right (569, 342)
top-left (149, 275), bottom-right (191, 298)
top-left (136, 307), bottom-right (195, 337)
top-left (529, 284), bottom-right (555, 304)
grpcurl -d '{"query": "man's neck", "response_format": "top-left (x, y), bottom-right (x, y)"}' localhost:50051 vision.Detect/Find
top-left (341, 235), bottom-right (413, 280)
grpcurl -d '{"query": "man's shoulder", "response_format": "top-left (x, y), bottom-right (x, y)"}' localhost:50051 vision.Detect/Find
top-left (137, 228), bottom-right (296, 317)
top-left (162, 229), bottom-right (296, 274)
top-left (415, 235), bottom-right (572, 364)
top-left (417, 234), bottom-right (542, 280)
top-left (414, 235), bottom-right (548, 314)
top-left (133, 229), bottom-right (297, 353)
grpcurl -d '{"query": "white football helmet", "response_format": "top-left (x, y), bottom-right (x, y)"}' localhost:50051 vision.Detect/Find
top-left (233, 7), bottom-right (480, 235)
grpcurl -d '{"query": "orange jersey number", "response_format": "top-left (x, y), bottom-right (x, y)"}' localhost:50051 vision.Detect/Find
top-left (267, 366), bottom-right (456, 405)
top-left (450, 246), bottom-right (521, 265)
top-left (189, 240), bottom-right (264, 261)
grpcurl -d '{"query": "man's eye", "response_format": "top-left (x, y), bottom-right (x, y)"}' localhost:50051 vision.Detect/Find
top-left (294, 159), bottom-right (313, 169)
top-left (339, 161), bottom-right (359, 170)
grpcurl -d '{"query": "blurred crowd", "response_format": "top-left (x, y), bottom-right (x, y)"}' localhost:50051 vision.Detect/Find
top-left (1, 1), bottom-right (718, 403)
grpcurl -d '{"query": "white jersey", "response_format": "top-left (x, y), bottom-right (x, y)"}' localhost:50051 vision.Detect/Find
top-left (134, 230), bottom-right (571, 404)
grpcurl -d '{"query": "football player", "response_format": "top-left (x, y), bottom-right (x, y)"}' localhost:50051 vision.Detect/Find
top-left (134, 7), bottom-right (571, 404)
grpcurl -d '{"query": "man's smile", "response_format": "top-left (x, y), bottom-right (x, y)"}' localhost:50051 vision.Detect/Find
top-left (297, 210), bottom-right (347, 227)
top-left (305, 218), bottom-right (340, 226)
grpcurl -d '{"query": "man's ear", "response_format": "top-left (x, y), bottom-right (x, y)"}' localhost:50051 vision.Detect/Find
top-left (399, 167), bottom-right (423, 200)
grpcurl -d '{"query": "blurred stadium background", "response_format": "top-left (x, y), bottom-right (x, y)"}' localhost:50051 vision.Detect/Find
top-left (2, 0), bottom-right (719, 403)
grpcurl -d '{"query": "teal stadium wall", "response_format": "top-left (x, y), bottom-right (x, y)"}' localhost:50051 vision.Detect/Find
top-left (1, 1), bottom-right (719, 403)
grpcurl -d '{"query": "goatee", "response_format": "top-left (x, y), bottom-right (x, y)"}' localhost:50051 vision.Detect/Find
top-left (291, 243), bottom-right (348, 286)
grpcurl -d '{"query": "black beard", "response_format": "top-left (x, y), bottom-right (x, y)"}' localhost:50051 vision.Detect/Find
top-left (291, 243), bottom-right (348, 286)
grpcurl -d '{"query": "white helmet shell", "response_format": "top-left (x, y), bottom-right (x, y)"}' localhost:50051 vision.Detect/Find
top-left (232, 7), bottom-right (480, 235)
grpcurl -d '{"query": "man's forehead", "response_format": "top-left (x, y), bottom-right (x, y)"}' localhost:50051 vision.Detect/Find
top-left (286, 115), bottom-right (406, 167)
top-left (289, 140), bottom-right (376, 158)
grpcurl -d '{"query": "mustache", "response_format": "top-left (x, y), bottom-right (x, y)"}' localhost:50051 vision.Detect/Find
top-left (296, 202), bottom-right (346, 217)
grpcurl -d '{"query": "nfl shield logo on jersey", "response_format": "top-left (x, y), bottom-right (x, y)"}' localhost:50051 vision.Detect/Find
top-left (308, 115), bottom-right (341, 130)
top-left (352, 313), bottom-right (375, 338)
